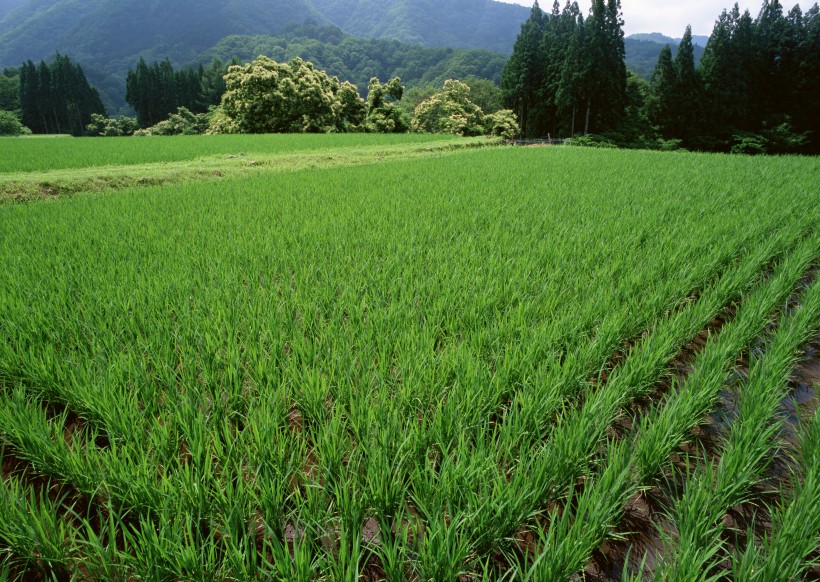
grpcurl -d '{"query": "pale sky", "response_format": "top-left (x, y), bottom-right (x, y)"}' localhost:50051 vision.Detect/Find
top-left (497, 0), bottom-right (817, 37)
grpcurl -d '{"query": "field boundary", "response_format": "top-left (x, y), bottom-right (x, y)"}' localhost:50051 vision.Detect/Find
top-left (0, 137), bottom-right (498, 203)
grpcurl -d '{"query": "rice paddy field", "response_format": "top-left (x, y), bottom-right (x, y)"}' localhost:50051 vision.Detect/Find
top-left (0, 136), bottom-right (819, 581)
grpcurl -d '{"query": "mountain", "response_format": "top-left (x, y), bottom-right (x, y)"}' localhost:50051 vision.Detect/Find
top-left (628, 32), bottom-right (710, 47)
top-left (0, 0), bottom-right (328, 68)
top-left (0, 0), bottom-right (528, 71)
top-left (0, 0), bottom-right (526, 113)
top-left (625, 34), bottom-right (706, 79)
top-left (309, 0), bottom-right (529, 54)
top-left (199, 25), bottom-right (508, 93)
top-left (0, 0), bottom-right (26, 20)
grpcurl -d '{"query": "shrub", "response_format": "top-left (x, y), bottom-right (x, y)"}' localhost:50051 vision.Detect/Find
top-left (134, 107), bottom-right (210, 136)
top-left (86, 114), bottom-right (138, 137)
top-left (0, 110), bottom-right (28, 136)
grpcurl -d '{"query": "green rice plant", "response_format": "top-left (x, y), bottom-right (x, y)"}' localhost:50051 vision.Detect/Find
top-left (653, 275), bottom-right (820, 581)
top-left (515, 233), bottom-right (818, 580)
top-left (730, 410), bottom-right (820, 581)
top-left (71, 509), bottom-right (131, 581)
top-left (0, 144), bottom-right (818, 577)
top-left (0, 471), bottom-right (75, 579)
top-left (0, 133), bottom-right (460, 173)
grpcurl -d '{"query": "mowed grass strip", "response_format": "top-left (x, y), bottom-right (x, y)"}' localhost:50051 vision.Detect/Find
top-left (0, 146), bottom-right (818, 579)
top-left (0, 135), bottom-right (492, 203)
top-left (0, 133), bottom-right (460, 173)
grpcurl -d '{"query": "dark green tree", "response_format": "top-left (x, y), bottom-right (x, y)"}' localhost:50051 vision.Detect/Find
top-left (673, 26), bottom-right (703, 146)
top-left (581, 0), bottom-right (626, 134)
top-left (17, 55), bottom-right (105, 135)
top-left (555, 16), bottom-right (587, 136)
top-left (646, 44), bottom-right (676, 138)
top-left (0, 73), bottom-right (19, 112)
top-left (501, 2), bottom-right (546, 137)
top-left (126, 58), bottom-right (204, 128)
top-left (19, 61), bottom-right (39, 132)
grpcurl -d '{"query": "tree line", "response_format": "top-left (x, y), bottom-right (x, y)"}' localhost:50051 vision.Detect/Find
top-left (502, 0), bottom-right (626, 138)
top-left (503, 0), bottom-right (820, 153)
top-left (12, 55), bottom-right (107, 135)
top-left (650, 1), bottom-right (819, 153)
top-left (125, 57), bottom-right (233, 128)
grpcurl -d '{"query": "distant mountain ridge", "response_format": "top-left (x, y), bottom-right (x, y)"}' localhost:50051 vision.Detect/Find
top-left (0, 0), bottom-right (530, 70)
top-left (628, 32), bottom-right (710, 48)
top-left (0, 0), bottom-right (530, 112)
top-left (310, 0), bottom-right (528, 54)
top-left (1, 0), bottom-right (715, 114)
top-left (624, 33), bottom-right (707, 80)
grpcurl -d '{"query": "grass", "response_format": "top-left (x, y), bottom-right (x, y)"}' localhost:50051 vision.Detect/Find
top-left (0, 135), bottom-right (493, 202)
top-left (0, 140), bottom-right (818, 579)
top-left (0, 133), bottom-right (460, 173)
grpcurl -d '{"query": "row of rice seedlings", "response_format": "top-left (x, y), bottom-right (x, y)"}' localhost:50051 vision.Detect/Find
top-left (307, 219), bottom-right (807, 578)
top-left (377, 224), bottom-right (813, 578)
top-left (649, 272), bottom-right (820, 581)
top-left (153, 175), bottom-right (812, 577)
top-left (1, 148), bottom-right (818, 577)
top-left (0, 133), bottom-right (458, 174)
top-left (488, 206), bottom-right (786, 452)
top-left (0, 387), bottom-right (101, 497)
top-left (731, 409), bottom-right (820, 581)
top-left (514, 233), bottom-right (819, 580)
top-left (497, 229), bottom-right (811, 536)
top-left (0, 461), bottom-right (76, 578)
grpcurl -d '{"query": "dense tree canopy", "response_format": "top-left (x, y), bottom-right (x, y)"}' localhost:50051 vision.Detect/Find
top-left (0, 71), bottom-right (19, 112)
top-left (504, 0), bottom-right (820, 153)
top-left (200, 27), bottom-right (509, 97)
top-left (125, 58), bottom-right (218, 128)
top-left (18, 54), bottom-right (106, 135)
top-left (412, 79), bottom-right (519, 138)
top-left (650, 0), bottom-right (820, 153)
top-left (213, 56), bottom-right (369, 133)
top-left (502, 0), bottom-right (626, 138)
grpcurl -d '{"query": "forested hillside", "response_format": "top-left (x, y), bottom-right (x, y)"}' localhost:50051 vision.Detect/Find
top-left (0, 0), bottom-right (26, 21)
top-left (309, 0), bottom-right (528, 54)
top-left (0, 0), bottom-right (529, 66)
top-left (199, 26), bottom-right (508, 93)
top-left (0, 0), bottom-right (524, 112)
top-left (625, 35), bottom-right (705, 79)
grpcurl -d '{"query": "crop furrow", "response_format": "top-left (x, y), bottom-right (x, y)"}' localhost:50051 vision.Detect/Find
top-left (645, 268), bottom-right (820, 581)
top-left (513, 233), bottom-right (819, 581)
top-left (730, 408), bottom-right (820, 581)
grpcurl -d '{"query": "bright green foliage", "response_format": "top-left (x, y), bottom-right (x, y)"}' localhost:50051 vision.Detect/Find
top-left (365, 77), bottom-right (408, 133)
top-left (86, 114), bottom-right (138, 137)
top-left (0, 141), bottom-right (817, 578)
top-left (0, 110), bottom-right (27, 136)
top-left (215, 56), bottom-right (367, 134)
top-left (133, 107), bottom-right (210, 136)
top-left (411, 79), bottom-right (486, 136)
top-left (484, 109), bottom-right (519, 140)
